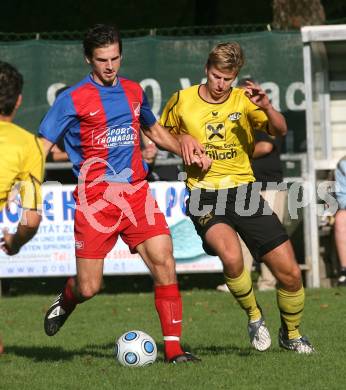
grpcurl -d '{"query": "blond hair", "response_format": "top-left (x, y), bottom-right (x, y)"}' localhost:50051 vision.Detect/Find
top-left (206, 42), bottom-right (244, 72)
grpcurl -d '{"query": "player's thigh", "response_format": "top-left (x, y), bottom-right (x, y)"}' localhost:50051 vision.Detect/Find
top-left (136, 234), bottom-right (177, 284)
top-left (205, 223), bottom-right (243, 264)
top-left (235, 208), bottom-right (288, 262)
top-left (261, 240), bottom-right (301, 290)
top-left (239, 234), bottom-right (254, 272)
top-left (76, 257), bottom-right (105, 296)
top-left (136, 234), bottom-right (173, 264)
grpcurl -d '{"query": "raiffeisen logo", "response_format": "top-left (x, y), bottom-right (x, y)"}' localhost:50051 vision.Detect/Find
top-left (205, 122), bottom-right (225, 141)
top-left (92, 124), bottom-right (138, 149)
top-left (205, 149), bottom-right (237, 160)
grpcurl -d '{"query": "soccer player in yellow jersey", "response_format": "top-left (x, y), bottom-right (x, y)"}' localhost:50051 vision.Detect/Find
top-left (0, 61), bottom-right (44, 353)
top-left (160, 42), bottom-right (315, 354)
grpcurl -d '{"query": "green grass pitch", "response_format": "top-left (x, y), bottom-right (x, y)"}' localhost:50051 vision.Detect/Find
top-left (1, 287), bottom-right (345, 389)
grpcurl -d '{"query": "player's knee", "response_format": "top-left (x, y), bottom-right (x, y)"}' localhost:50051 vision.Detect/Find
top-left (221, 251), bottom-right (242, 269)
top-left (78, 281), bottom-right (101, 299)
top-left (151, 247), bottom-right (174, 266)
top-left (279, 263), bottom-right (302, 290)
top-left (154, 257), bottom-right (176, 276)
top-left (292, 262), bottom-right (302, 280)
top-left (151, 255), bottom-right (176, 280)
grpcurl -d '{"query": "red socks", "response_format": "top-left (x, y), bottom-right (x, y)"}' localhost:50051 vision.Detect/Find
top-left (154, 283), bottom-right (184, 360)
top-left (61, 277), bottom-right (81, 313)
top-left (62, 280), bottom-right (185, 360)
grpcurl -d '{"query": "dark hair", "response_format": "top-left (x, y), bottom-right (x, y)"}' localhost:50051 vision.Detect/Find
top-left (0, 61), bottom-right (23, 116)
top-left (83, 24), bottom-right (122, 59)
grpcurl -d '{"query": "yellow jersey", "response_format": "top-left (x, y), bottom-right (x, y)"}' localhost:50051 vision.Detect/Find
top-left (0, 121), bottom-right (44, 210)
top-left (160, 85), bottom-right (269, 190)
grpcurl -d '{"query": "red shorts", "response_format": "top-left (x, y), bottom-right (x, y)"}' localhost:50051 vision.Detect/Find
top-left (73, 180), bottom-right (170, 259)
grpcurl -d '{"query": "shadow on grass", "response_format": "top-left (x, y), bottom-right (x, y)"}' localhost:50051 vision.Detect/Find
top-left (1, 273), bottom-right (226, 296)
top-left (183, 342), bottom-right (283, 358)
top-left (5, 341), bottom-right (263, 362)
top-left (191, 344), bottom-right (255, 357)
top-left (5, 342), bottom-right (115, 362)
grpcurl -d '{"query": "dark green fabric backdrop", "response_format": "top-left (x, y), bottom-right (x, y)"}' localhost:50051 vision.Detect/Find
top-left (0, 31), bottom-right (306, 151)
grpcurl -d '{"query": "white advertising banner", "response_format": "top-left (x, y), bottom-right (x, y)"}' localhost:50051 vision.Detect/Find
top-left (0, 182), bottom-right (222, 277)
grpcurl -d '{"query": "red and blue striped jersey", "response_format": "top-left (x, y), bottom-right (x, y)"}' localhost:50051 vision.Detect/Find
top-left (39, 75), bottom-right (157, 183)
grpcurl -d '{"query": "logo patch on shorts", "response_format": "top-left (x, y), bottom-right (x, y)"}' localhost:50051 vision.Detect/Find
top-left (75, 241), bottom-right (84, 250)
top-left (198, 212), bottom-right (214, 226)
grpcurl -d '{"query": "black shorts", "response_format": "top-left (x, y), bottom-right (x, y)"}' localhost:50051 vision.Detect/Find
top-left (186, 183), bottom-right (288, 259)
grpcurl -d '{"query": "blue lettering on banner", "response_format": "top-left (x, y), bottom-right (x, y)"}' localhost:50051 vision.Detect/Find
top-left (44, 191), bottom-right (54, 221)
top-left (5, 205), bottom-right (20, 223)
top-left (4, 264), bottom-right (73, 276)
top-left (165, 187), bottom-right (177, 217)
top-left (62, 191), bottom-right (75, 220)
top-left (180, 187), bottom-right (189, 215)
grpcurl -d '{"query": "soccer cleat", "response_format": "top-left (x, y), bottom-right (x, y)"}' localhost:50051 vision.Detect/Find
top-left (44, 293), bottom-right (73, 336)
top-left (248, 317), bottom-right (271, 351)
top-left (337, 274), bottom-right (346, 286)
top-left (278, 328), bottom-right (315, 354)
top-left (166, 352), bottom-right (201, 364)
top-left (216, 283), bottom-right (229, 292)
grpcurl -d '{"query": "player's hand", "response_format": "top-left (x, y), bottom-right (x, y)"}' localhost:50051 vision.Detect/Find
top-left (244, 80), bottom-right (271, 110)
top-left (0, 228), bottom-right (20, 256)
top-left (142, 141), bottom-right (157, 165)
top-left (193, 153), bottom-right (212, 172)
top-left (179, 134), bottom-right (205, 166)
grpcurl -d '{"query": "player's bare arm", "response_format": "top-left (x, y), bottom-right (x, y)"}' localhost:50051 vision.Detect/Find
top-left (40, 137), bottom-right (55, 158)
top-left (174, 134), bottom-right (203, 164)
top-left (141, 131), bottom-right (157, 165)
top-left (252, 141), bottom-right (274, 159)
top-left (1, 209), bottom-right (42, 255)
top-left (142, 122), bottom-right (211, 172)
top-left (174, 133), bottom-right (211, 172)
top-left (244, 80), bottom-right (287, 137)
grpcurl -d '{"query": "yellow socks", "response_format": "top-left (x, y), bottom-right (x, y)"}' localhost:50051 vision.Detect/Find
top-left (225, 268), bottom-right (262, 322)
top-left (277, 286), bottom-right (305, 339)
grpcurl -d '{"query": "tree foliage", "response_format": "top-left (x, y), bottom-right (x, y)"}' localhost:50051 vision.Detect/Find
top-left (272, 0), bottom-right (326, 30)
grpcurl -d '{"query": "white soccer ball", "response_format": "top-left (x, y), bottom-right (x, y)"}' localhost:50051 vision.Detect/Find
top-left (115, 330), bottom-right (157, 367)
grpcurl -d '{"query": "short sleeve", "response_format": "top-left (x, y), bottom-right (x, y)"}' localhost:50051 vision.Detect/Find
top-left (139, 91), bottom-right (157, 127)
top-left (19, 137), bottom-right (45, 210)
top-left (38, 93), bottom-right (77, 144)
top-left (159, 92), bottom-right (181, 135)
top-left (246, 99), bottom-right (269, 133)
top-left (255, 130), bottom-right (275, 144)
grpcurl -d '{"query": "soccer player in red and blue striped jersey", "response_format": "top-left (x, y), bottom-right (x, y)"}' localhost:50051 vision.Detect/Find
top-left (38, 24), bottom-right (209, 363)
